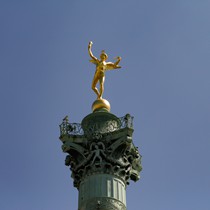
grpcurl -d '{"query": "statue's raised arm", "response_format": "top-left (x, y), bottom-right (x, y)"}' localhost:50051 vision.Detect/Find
top-left (88, 41), bottom-right (99, 64)
top-left (106, 56), bottom-right (122, 70)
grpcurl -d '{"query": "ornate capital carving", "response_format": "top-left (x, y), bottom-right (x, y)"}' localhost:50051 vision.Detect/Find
top-left (59, 113), bottom-right (142, 189)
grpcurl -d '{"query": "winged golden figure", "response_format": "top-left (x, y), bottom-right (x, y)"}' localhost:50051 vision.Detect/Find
top-left (88, 41), bottom-right (121, 99)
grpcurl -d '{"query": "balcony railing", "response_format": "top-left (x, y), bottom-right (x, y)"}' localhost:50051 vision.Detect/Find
top-left (59, 114), bottom-right (133, 137)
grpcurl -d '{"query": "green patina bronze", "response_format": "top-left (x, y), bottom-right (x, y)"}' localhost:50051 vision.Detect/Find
top-left (59, 108), bottom-right (142, 210)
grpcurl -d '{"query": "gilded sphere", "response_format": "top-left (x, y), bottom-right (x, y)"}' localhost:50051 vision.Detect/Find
top-left (92, 99), bottom-right (111, 112)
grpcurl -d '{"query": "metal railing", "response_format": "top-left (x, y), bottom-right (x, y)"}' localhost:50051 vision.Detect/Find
top-left (59, 114), bottom-right (133, 137)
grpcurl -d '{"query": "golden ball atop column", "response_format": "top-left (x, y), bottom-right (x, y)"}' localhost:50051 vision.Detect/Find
top-left (92, 98), bottom-right (111, 112)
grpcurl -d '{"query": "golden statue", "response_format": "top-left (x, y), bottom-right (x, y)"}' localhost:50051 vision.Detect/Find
top-left (88, 41), bottom-right (121, 99)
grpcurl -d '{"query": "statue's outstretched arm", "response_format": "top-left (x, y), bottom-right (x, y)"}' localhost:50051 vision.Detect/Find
top-left (114, 56), bottom-right (121, 66)
top-left (106, 57), bottom-right (121, 70)
top-left (88, 41), bottom-right (98, 63)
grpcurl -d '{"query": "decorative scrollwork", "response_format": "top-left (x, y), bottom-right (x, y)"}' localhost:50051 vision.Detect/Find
top-left (60, 121), bottom-right (84, 136)
top-left (59, 114), bottom-right (134, 138)
top-left (118, 114), bottom-right (134, 129)
top-left (59, 113), bottom-right (141, 189)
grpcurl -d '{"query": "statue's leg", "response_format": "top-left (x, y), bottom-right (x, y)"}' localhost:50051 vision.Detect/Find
top-left (92, 77), bottom-right (100, 98)
top-left (99, 76), bottom-right (105, 99)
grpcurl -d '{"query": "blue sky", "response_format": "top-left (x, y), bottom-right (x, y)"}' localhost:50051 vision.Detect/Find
top-left (0, 1), bottom-right (210, 210)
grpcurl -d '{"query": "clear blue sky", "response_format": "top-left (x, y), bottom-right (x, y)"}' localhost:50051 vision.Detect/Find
top-left (0, 1), bottom-right (210, 210)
